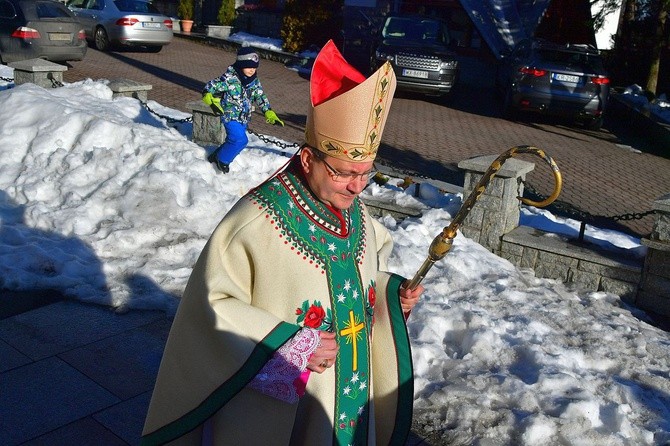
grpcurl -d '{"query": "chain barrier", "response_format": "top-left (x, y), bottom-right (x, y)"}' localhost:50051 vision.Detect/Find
top-left (522, 181), bottom-right (656, 238)
top-left (0, 75), bottom-right (13, 83)
top-left (248, 129), bottom-right (300, 152)
top-left (139, 100), bottom-right (192, 124)
top-left (48, 75), bottom-right (64, 88)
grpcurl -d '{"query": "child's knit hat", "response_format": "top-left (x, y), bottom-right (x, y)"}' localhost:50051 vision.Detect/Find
top-left (234, 47), bottom-right (260, 69)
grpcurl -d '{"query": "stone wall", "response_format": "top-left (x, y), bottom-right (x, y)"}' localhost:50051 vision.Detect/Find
top-left (457, 154), bottom-right (669, 317)
top-left (501, 226), bottom-right (642, 302)
top-left (637, 195), bottom-right (670, 315)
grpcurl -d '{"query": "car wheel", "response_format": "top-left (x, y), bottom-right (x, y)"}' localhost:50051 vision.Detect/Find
top-left (586, 116), bottom-right (603, 131)
top-left (146, 45), bottom-right (162, 53)
top-left (94, 27), bottom-right (110, 51)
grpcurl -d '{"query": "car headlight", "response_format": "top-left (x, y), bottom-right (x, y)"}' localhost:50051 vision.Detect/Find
top-left (440, 60), bottom-right (458, 69)
top-left (375, 50), bottom-right (392, 61)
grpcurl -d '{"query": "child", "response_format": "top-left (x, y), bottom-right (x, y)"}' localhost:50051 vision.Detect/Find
top-left (202, 46), bottom-right (284, 173)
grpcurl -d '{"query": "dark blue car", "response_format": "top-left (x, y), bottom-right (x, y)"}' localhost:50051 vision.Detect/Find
top-left (496, 39), bottom-right (610, 130)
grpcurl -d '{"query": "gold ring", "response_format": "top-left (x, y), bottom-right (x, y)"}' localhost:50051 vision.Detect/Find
top-left (320, 360), bottom-right (328, 368)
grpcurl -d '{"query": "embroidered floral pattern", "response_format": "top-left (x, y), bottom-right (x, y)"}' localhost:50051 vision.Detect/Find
top-left (296, 300), bottom-right (333, 331)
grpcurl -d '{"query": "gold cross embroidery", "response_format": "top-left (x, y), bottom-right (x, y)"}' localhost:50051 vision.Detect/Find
top-left (339, 310), bottom-right (365, 371)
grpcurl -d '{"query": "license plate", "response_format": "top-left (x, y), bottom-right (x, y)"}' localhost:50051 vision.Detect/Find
top-left (402, 69), bottom-right (429, 79)
top-left (49, 33), bottom-right (71, 41)
top-left (553, 73), bottom-right (580, 83)
top-left (142, 22), bottom-right (161, 28)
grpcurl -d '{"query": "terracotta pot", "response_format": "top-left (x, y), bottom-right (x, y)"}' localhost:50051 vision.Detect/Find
top-left (180, 19), bottom-right (194, 33)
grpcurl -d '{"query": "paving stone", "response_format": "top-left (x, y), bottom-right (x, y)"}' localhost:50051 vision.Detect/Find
top-left (0, 301), bottom-right (163, 361)
top-left (0, 338), bottom-right (31, 373)
top-left (60, 318), bottom-right (171, 400)
top-left (0, 357), bottom-right (119, 445)
top-left (94, 391), bottom-right (152, 446)
top-left (23, 416), bottom-right (127, 446)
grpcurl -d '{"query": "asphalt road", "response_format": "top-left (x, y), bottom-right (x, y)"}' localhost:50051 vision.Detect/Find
top-left (60, 36), bottom-right (670, 237)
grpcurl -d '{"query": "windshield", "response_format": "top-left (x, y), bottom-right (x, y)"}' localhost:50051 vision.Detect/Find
top-left (382, 17), bottom-right (450, 45)
top-left (114, 0), bottom-right (160, 13)
top-left (538, 49), bottom-right (605, 72)
top-left (35, 1), bottom-right (73, 18)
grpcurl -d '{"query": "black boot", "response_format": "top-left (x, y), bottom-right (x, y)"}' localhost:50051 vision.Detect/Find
top-left (207, 150), bottom-right (229, 174)
top-left (214, 159), bottom-right (230, 174)
top-left (207, 150), bottom-right (219, 163)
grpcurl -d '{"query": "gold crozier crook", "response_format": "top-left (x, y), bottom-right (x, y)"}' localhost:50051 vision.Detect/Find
top-left (407, 145), bottom-right (563, 290)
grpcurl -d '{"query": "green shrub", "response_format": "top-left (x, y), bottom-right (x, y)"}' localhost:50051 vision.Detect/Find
top-left (281, 0), bottom-right (343, 53)
top-left (177, 0), bottom-right (194, 20)
top-left (217, 0), bottom-right (236, 26)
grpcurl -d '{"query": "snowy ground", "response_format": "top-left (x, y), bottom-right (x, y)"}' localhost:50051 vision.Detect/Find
top-left (1, 55), bottom-right (668, 445)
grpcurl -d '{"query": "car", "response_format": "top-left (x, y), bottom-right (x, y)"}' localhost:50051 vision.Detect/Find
top-left (65, 0), bottom-right (172, 52)
top-left (0, 0), bottom-right (87, 64)
top-left (371, 15), bottom-right (459, 97)
top-left (496, 38), bottom-right (611, 130)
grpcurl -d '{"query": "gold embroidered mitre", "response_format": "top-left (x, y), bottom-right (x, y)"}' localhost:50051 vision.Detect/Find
top-left (305, 40), bottom-right (396, 163)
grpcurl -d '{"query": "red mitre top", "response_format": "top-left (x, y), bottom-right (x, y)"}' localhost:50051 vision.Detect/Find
top-left (310, 40), bottom-right (366, 107)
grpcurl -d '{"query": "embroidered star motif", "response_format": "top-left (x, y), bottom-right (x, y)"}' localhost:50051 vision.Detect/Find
top-left (340, 412), bottom-right (347, 421)
top-left (343, 386), bottom-right (351, 395)
top-left (358, 406), bottom-right (364, 415)
top-left (352, 290), bottom-right (359, 300)
top-left (359, 381), bottom-right (367, 391)
top-left (328, 242), bottom-right (336, 252)
top-left (337, 293), bottom-right (346, 303)
top-left (351, 372), bottom-right (359, 383)
top-left (308, 223), bottom-right (316, 233)
top-left (344, 280), bottom-right (351, 291)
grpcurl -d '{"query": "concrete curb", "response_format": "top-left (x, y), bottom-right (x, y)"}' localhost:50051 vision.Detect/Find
top-left (173, 31), bottom-right (305, 66)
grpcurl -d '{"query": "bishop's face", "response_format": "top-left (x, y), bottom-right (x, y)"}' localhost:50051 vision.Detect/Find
top-left (300, 147), bottom-right (373, 211)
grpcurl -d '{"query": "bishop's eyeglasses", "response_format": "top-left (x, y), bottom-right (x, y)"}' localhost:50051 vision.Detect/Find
top-left (313, 149), bottom-right (376, 183)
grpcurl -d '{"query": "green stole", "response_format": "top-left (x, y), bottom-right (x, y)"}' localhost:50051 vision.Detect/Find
top-left (253, 170), bottom-right (373, 445)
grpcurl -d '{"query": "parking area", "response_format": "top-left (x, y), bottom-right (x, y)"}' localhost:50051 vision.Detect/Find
top-left (60, 35), bottom-right (670, 237)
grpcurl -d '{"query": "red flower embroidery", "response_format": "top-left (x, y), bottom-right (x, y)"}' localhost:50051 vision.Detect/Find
top-left (295, 308), bottom-right (303, 315)
top-left (368, 285), bottom-right (376, 308)
top-left (304, 304), bottom-right (325, 328)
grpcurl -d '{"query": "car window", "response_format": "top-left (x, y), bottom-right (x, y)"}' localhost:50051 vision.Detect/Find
top-left (0, 0), bottom-right (16, 19)
top-left (382, 17), bottom-right (408, 38)
top-left (88, 0), bottom-right (103, 10)
top-left (66, 0), bottom-right (83, 8)
top-left (35, 1), bottom-right (72, 18)
top-left (382, 17), bottom-right (449, 45)
top-left (114, 0), bottom-right (159, 13)
top-left (539, 49), bottom-right (604, 72)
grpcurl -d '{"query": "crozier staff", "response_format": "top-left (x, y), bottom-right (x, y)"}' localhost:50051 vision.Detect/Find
top-left (142, 40), bottom-right (423, 446)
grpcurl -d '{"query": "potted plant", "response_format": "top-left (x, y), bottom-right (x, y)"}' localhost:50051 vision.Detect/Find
top-left (207, 0), bottom-right (235, 38)
top-left (177, 0), bottom-right (194, 33)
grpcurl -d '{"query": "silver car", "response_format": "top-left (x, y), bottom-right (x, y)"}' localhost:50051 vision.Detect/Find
top-left (66, 0), bottom-right (172, 52)
top-left (0, 0), bottom-right (87, 63)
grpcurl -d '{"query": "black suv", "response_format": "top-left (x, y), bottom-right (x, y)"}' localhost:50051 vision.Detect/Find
top-left (496, 39), bottom-right (610, 129)
top-left (371, 15), bottom-right (458, 97)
